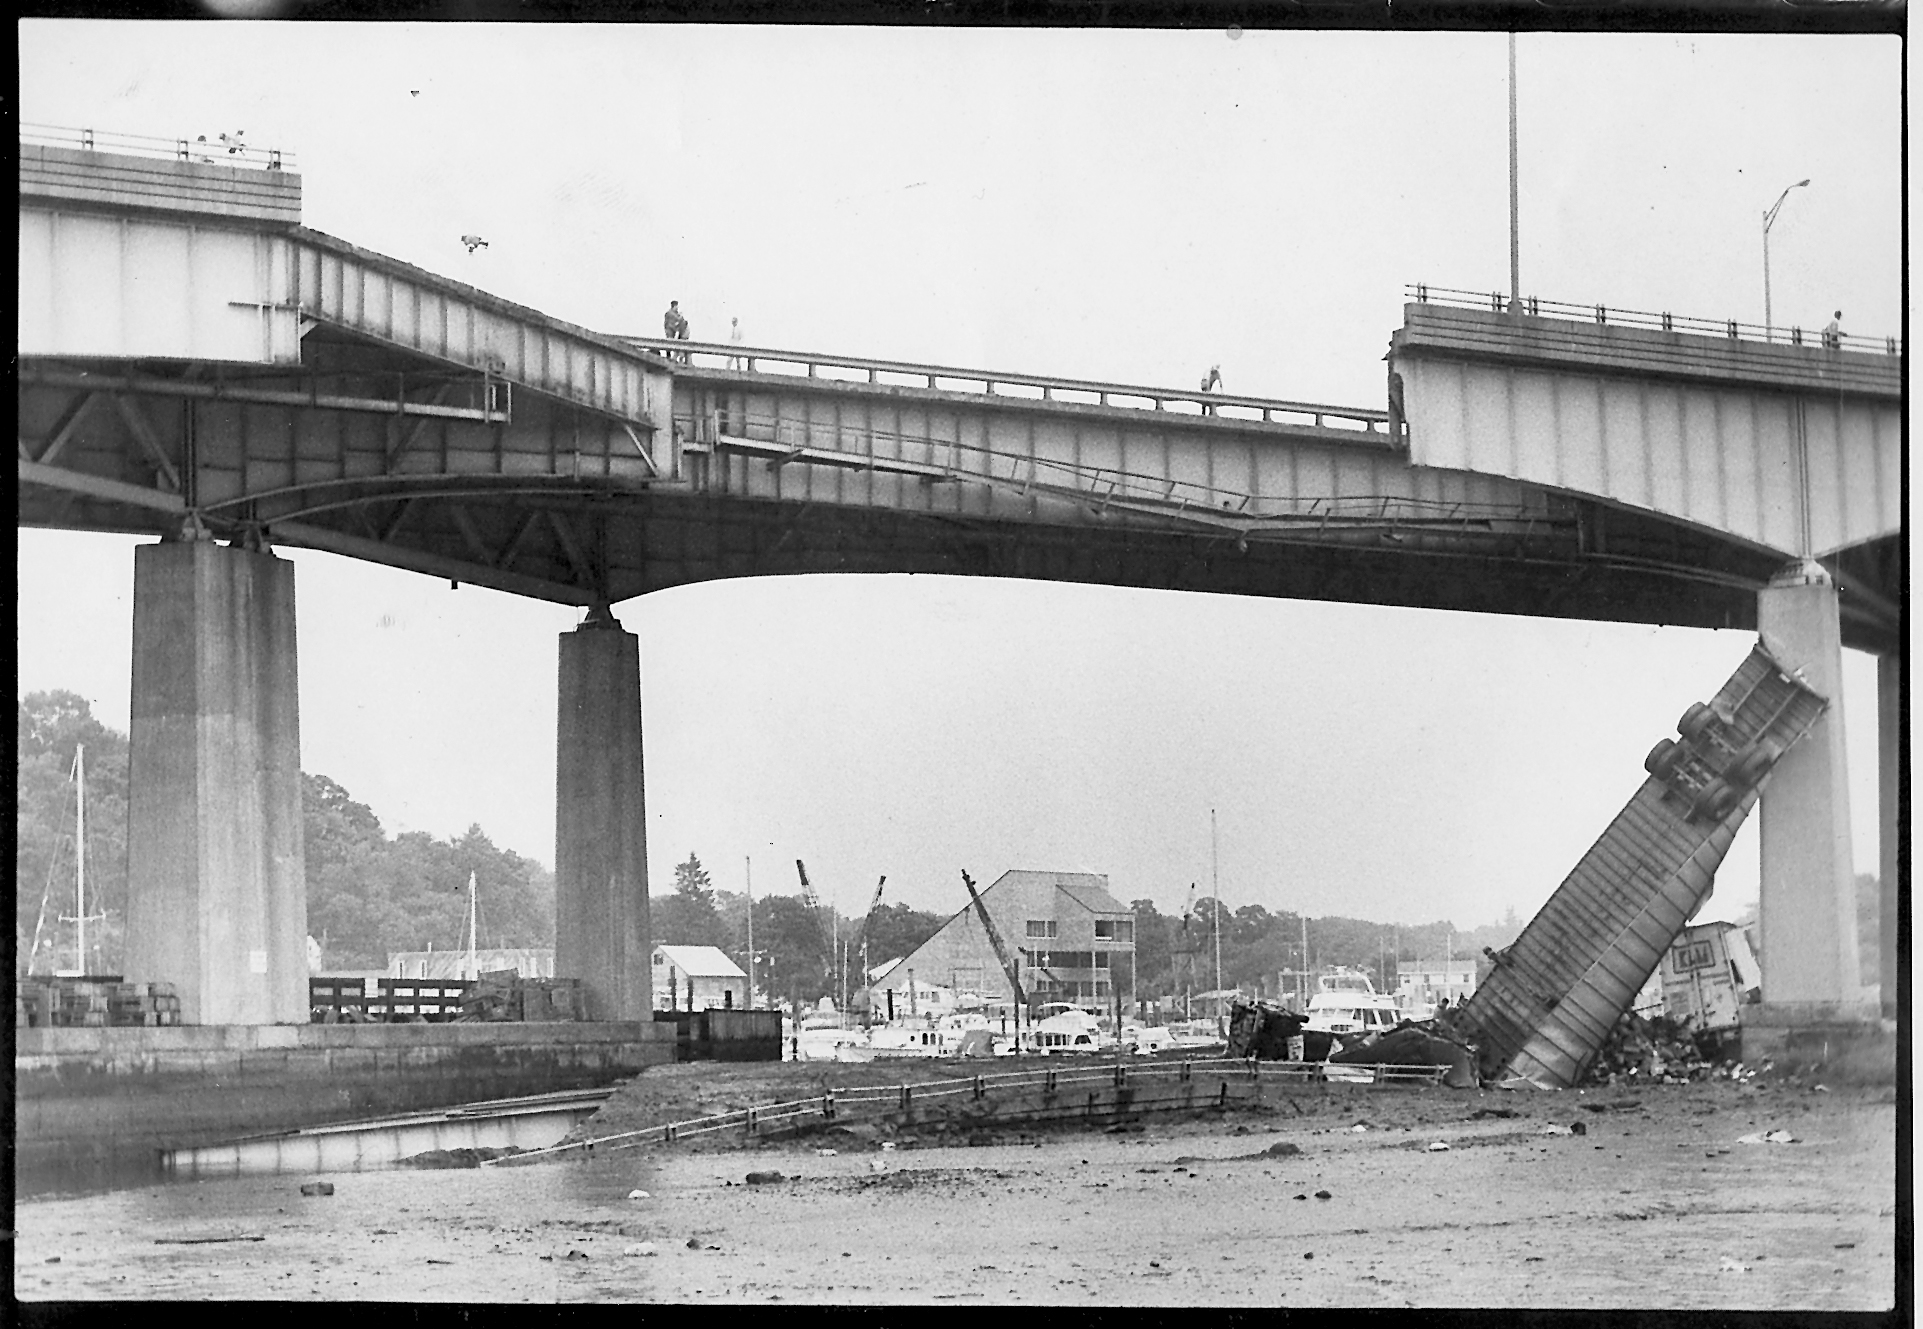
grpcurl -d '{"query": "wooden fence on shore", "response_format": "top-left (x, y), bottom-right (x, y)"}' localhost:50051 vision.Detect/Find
top-left (486, 1057), bottom-right (1447, 1167)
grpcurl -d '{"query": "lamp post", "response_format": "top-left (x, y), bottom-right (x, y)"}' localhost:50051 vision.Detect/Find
top-left (1763, 179), bottom-right (1810, 343)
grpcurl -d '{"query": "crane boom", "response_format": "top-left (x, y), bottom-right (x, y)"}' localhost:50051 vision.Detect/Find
top-left (961, 869), bottom-right (1027, 1007)
top-left (857, 875), bottom-right (887, 947)
top-left (795, 859), bottom-right (836, 958)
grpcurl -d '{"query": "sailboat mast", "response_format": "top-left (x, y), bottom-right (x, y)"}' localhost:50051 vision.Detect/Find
top-left (466, 871), bottom-right (478, 980)
top-left (74, 744), bottom-right (87, 975)
top-left (1210, 807), bottom-right (1222, 1028)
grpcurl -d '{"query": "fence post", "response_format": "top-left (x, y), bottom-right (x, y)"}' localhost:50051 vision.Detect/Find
top-left (973, 1075), bottom-right (985, 1101)
top-left (1045, 1068), bottom-right (1057, 1095)
top-left (899, 1084), bottom-right (912, 1115)
top-left (746, 1105), bottom-right (756, 1136)
top-left (1218, 1080), bottom-right (1230, 1110)
top-left (823, 1091), bottom-right (836, 1122)
top-left (1114, 1063), bottom-right (1126, 1089)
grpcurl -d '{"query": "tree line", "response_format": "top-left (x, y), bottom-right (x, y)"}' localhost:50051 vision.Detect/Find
top-left (6, 691), bottom-right (1532, 996)
top-left (17, 690), bottom-right (553, 975)
top-left (26, 689), bottom-right (1879, 1001)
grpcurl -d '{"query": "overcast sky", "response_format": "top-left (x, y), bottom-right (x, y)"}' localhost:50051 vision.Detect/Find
top-left (16, 24), bottom-right (1900, 937)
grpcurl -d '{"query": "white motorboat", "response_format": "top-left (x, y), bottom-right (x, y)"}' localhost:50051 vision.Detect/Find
top-left (1119, 1023), bottom-right (1177, 1055)
top-left (1303, 967), bottom-right (1402, 1039)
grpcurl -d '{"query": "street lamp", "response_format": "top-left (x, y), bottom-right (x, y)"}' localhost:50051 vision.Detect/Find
top-left (1763, 179), bottom-right (1810, 343)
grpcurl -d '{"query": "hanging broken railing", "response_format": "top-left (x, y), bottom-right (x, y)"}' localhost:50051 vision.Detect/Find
top-left (484, 1056), bottom-right (1447, 1167)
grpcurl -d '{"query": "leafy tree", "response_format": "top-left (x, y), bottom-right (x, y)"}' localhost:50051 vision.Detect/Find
top-left (857, 901), bottom-right (944, 973)
top-left (752, 893), bottom-right (833, 1003)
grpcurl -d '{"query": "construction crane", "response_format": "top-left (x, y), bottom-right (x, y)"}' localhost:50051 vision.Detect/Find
top-left (961, 869), bottom-right (1028, 1018)
top-left (856, 875), bottom-right (887, 983)
top-left (795, 859), bottom-right (838, 996)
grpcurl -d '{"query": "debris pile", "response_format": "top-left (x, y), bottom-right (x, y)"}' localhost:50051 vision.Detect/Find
top-left (1225, 999), bottom-right (1336, 1061)
top-left (458, 970), bottom-right (586, 1022)
top-left (1330, 1024), bottom-right (1479, 1088)
top-left (18, 977), bottom-right (181, 1028)
top-left (1578, 1011), bottom-right (1750, 1086)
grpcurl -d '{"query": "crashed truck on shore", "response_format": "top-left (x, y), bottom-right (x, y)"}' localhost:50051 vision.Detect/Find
top-left (1229, 640), bottom-right (1825, 1091)
top-left (1455, 641), bottom-right (1825, 1089)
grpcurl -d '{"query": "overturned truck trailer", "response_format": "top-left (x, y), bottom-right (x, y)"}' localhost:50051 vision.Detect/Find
top-left (1455, 642), bottom-right (1827, 1090)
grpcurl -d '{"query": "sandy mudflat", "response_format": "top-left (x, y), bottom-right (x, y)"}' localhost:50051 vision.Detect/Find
top-left (13, 1077), bottom-right (1896, 1308)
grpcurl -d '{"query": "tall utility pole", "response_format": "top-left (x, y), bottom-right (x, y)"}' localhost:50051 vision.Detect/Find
top-left (1508, 31), bottom-right (1521, 312)
top-left (744, 856), bottom-right (755, 1008)
top-left (1301, 914), bottom-right (1311, 1007)
top-left (73, 743), bottom-right (86, 973)
top-left (1210, 808), bottom-right (1223, 1032)
top-left (1763, 179), bottom-right (1811, 342)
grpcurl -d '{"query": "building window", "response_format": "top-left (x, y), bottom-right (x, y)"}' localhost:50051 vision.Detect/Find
top-left (1095, 919), bottom-right (1134, 942)
top-left (1026, 920), bottom-right (1058, 940)
top-left (1094, 952), bottom-right (1111, 969)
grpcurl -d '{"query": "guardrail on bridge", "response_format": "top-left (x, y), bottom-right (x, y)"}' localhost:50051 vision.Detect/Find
top-left (1408, 283), bottom-right (1901, 357)
top-left (619, 335), bottom-right (1396, 437)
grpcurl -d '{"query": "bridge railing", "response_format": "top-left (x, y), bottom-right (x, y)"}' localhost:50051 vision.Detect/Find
top-left (1407, 283), bottom-right (1902, 358)
top-left (619, 335), bottom-right (1395, 436)
top-left (20, 122), bottom-right (295, 171)
top-left (695, 404), bottom-right (1545, 532)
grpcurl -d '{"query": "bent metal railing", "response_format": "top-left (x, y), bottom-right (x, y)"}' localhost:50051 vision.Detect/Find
top-left (21, 121), bottom-right (295, 172)
top-left (618, 335), bottom-right (1396, 436)
top-left (1408, 283), bottom-right (1902, 357)
top-left (688, 405), bottom-right (1549, 539)
top-left (484, 1057), bottom-right (1447, 1167)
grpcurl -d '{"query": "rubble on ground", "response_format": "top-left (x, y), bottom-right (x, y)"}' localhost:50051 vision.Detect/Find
top-left (1577, 1011), bottom-right (1753, 1087)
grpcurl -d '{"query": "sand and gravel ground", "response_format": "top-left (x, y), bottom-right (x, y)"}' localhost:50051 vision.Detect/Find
top-left (13, 1074), bottom-right (1896, 1309)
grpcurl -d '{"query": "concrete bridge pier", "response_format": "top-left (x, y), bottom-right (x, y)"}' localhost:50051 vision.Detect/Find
top-left (554, 606), bottom-right (651, 1021)
top-left (1750, 560), bottom-right (1889, 1076)
top-left (124, 535), bottom-right (309, 1025)
top-left (1877, 652), bottom-right (1899, 1020)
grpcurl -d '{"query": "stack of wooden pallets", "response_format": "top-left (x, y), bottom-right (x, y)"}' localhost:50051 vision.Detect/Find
top-left (455, 972), bottom-right (584, 1022)
top-left (108, 981), bottom-right (182, 1026)
top-left (15, 977), bottom-right (181, 1027)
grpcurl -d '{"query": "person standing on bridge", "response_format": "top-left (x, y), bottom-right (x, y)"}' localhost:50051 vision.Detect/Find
top-left (1823, 310), bottom-right (1843, 351)
top-left (727, 316), bottom-right (744, 370)
top-left (664, 300), bottom-right (691, 363)
top-left (1200, 364), bottom-right (1222, 415)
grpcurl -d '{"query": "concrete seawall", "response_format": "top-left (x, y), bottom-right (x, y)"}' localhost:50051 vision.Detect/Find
top-left (16, 1022), bottom-right (676, 1196)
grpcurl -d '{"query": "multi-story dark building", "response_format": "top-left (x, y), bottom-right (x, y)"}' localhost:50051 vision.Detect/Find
top-left (874, 869), bottom-right (1136, 1011)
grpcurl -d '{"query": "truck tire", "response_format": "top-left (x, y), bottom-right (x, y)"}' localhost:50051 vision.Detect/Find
top-left (1678, 702), bottom-right (1717, 742)
top-left (1727, 741), bottom-right (1783, 790)
top-left (1645, 738), bottom-right (1683, 780)
top-left (1692, 780), bottom-right (1740, 822)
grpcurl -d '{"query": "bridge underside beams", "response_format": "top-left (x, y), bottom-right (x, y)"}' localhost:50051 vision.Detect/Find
top-left (18, 343), bottom-right (673, 603)
top-left (1392, 352), bottom-right (1900, 559)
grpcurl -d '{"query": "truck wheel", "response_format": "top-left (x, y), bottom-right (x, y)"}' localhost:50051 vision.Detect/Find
top-left (1727, 741), bottom-right (1783, 790)
top-left (1645, 738), bottom-right (1683, 780)
top-left (1678, 702), bottom-right (1717, 741)
top-left (1693, 780), bottom-right (1740, 821)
